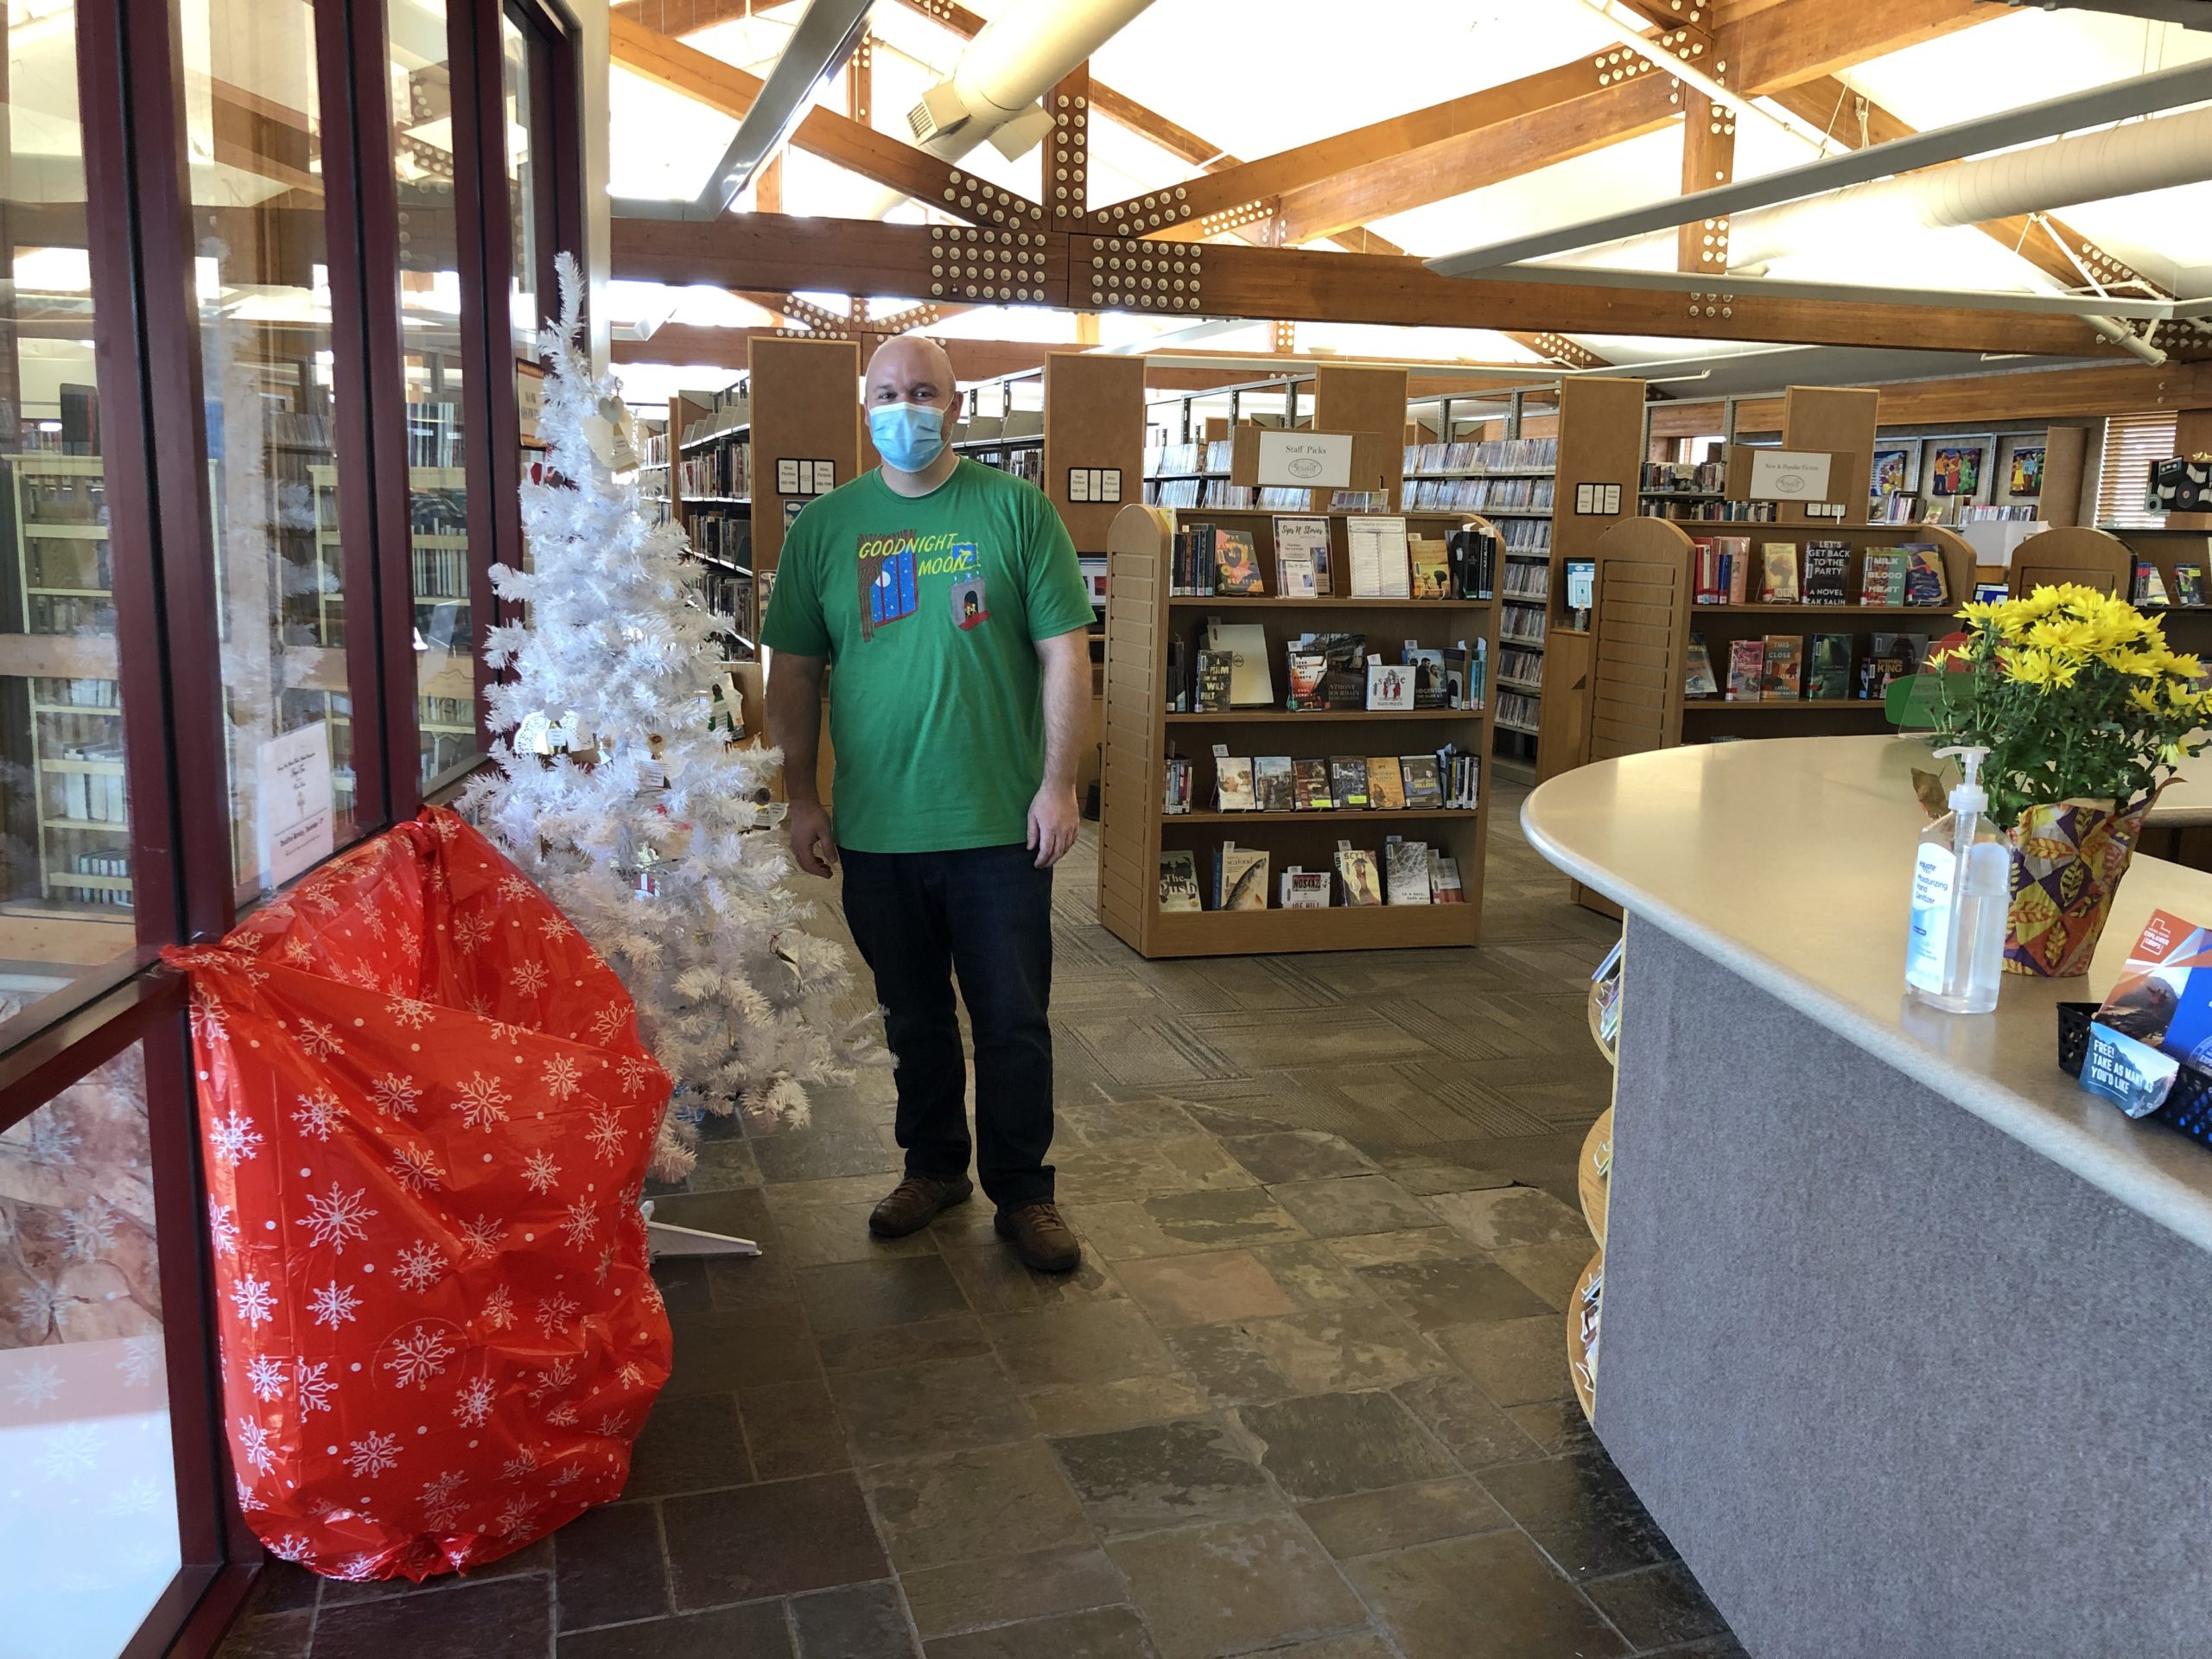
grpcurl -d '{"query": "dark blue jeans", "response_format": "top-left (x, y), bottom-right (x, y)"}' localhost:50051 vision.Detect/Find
top-left (838, 843), bottom-right (1056, 1209)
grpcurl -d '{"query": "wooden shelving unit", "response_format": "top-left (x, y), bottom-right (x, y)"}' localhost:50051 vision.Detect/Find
top-left (2017, 524), bottom-right (2212, 655)
top-left (671, 381), bottom-right (753, 657)
top-left (1582, 518), bottom-right (1975, 757)
top-left (1098, 502), bottom-right (1498, 958)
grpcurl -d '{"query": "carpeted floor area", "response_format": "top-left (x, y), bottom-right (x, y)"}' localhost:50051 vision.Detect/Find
top-left (216, 783), bottom-right (1742, 1659)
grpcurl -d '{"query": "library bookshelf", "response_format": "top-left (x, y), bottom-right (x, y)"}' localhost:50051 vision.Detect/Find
top-left (1583, 519), bottom-right (1975, 758)
top-left (2019, 524), bottom-right (2212, 652)
top-left (1098, 503), bottom-right (1499, 959)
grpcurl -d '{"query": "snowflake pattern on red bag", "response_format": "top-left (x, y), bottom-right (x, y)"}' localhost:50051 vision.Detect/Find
top-left (162, 806), bottom-right (673, 1583)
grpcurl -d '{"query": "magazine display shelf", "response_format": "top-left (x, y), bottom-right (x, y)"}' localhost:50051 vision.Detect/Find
top-left (1097, 503), bottom-right (1499, 958)
top-left (1581, 518), bottom-right (1976, 756)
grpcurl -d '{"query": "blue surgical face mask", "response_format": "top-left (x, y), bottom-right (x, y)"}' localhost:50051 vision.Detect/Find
top-left (869, 400), bottom-right (947, 473)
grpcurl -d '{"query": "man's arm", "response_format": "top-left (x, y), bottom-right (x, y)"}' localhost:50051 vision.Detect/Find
top-left (766, 652), bottom-right (836, 877)
top-left (1027, 628), bottom-right (1090, 869)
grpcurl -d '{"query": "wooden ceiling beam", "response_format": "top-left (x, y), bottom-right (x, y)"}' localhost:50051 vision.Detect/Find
top-left (611, 212), bottom-right (2132, 357)
top-left (608, 17), bottom-right (1047, 232)
top-left (1263, 0), bottom-right (1998, 250)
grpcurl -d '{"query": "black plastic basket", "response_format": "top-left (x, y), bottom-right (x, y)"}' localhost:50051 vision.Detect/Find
top-left (2057, 1001), bottom-right (2212, 1150)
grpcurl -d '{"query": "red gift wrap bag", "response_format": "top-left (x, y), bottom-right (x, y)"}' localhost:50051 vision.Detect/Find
top-left (162, 806), bottom-right (674, 1581)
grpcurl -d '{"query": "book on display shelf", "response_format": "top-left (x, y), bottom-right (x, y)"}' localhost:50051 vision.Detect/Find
top-left (1159, 851), bottom-right (1202, 912)
top-left (1194, 648), bottom-right (1233, 712)
top-left (1366, 662), bottom-right (1414, 711)
top-left (1215, 845), bottom-right (1270, 911)
top-left (1280, 868), bottom-right (1332, 908)
top-left (1726, 639), bottom-right (1764, 701)
top-left (1274, 515), bottom-right (1332, 596)
top-left (1431, 854), bottom-right (1466, 904)
top-left (1405, 646), bottom-right (1449, 709)
top-left (1286, 651), bottom-right (1329, 710)
top-left (1330, 757), bottom-right (1370, 810)
top-left (1293, 758), bottom-right (1334, 810)
top-left (1252, 755), bottom-right (1294, 813)
top-left (1808, 633), bottom-right (1853, 701)
top-left (1760, 635), bottom-right (1804, 700)
top-left (1367, 757), bottom-right (1408, 810)
top-left (1166, 636), bottom-right (1189, 712)
top-left (1384, 840), bottom-right (1432, 906)
top-left (1163, 755), bottom-right (1194, 814)
top-left (1685, 635), bottom-right (1719, 697)
top-left (2177, 563), bottom-right (2206, 606)
top-left (1400, 754), bottom-right (1445, 810)
top-left (2135, 560), bottom-right (2172, 608)
top-left (1862, 633), bottom-right (1929, 698)
top-left (1902, 544), bottom-right (1948, 607)
top-left (1758, 543), bottom-right (1800, 604)
top-left (1213, 528), bottom-right (1264, 595)
top-left (1859, 552), bottom-right (1908, 606)
top-left (1216, 756), bottom-right (1256, 812)
top-left (1337, 845), bottom-right (1383, 907)
top-left (1802, 540), bottom-right (1851, 605)
top-left (1408, 536), bottom-right (1452, 601)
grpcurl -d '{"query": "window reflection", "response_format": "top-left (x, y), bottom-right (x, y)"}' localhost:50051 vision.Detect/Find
top-left (0, 2), bottom-right (140, 1041)
top-left (188, 0), bottom-right (359, 898)
top-left (0, 1041), bottom-right (181, 1653)
top-left (391, 0), bottom-right (479, 781)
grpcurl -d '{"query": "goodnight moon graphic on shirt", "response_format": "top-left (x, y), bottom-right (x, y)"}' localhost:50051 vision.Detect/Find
top-left (854, 532), bottom-right (985, 641)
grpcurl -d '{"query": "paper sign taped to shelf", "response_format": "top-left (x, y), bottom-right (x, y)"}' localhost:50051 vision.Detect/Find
top-left (1255, 430), bottom-right (1351, 487)
top-left (1742, 448), bottom-right (1834, 502)
top-left (257, 721), bottom-right (334, 891)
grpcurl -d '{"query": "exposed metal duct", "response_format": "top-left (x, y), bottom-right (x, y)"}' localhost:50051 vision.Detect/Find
top-left (1726, 102), bottom-right (2212, 274)
top-left (907, 0), bottom-right (1158, 163)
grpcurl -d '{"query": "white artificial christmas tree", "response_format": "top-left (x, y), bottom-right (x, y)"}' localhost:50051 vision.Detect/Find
top-left (461, 254), bottom-right (856, 1179)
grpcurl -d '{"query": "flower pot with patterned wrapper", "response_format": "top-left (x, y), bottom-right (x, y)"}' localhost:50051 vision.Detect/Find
top-left (2003, 793), bottom-right (2158, 976)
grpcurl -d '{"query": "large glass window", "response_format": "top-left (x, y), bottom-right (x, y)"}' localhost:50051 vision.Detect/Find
top-left (186, 0), bottom-right (361, 899)
top-left (0, 1), bottom-right (140, 1042)
top-left (390, 0), bottom-right (476, 780)
top-left (0, 1041), bottom-right (181, 1653)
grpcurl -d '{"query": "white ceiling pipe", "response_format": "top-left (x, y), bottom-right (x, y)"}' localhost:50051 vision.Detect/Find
top-left (908, 0), bottom-right (1158, 162)
top-left (1722, 103), bottom-right (2212, 367)
top-left (1726, 100), bottom-right (2212, 273)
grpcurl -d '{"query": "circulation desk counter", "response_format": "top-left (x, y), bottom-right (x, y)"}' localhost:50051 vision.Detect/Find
top-left (1523, 734), bottom-right (2212, 1659)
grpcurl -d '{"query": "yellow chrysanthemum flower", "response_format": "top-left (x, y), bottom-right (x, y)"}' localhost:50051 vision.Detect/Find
top-left (2007, 649), bottom-right (2061, 690)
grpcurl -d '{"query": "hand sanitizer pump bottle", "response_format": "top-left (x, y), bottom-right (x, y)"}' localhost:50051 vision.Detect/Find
top-left (1905, 745), bottom-right (2010, 1014)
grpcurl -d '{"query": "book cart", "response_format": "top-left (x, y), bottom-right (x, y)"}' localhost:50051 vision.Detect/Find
top-left (1097, 503), bottom-right (1499, 958)
top-left (1581, 518), bottom-right (1975, 758)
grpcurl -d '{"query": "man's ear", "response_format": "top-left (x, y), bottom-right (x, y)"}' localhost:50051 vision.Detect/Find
top-left (947, 385), bottom-right (964, 423)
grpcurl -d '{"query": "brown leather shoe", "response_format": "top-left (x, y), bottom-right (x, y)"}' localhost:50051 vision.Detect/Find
top-left (868, 1173), bottom-right (973, 1238)
top-left (995, 1202), bottom-right (1081, 1273)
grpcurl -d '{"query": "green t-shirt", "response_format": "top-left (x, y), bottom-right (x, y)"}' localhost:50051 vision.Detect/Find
top-left (760, 458), bottom-right (1093, 853)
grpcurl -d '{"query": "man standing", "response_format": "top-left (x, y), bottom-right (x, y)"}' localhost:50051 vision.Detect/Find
top-left (762, 337), bottom-right (1093, 1273)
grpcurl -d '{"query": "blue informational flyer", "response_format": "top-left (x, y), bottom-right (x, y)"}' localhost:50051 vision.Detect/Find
top-left (2094, 909), bottom-right (2212, 1071)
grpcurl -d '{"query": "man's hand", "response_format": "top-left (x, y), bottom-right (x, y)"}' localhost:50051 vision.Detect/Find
top-left (788, 800), bottom-right (837, 878)
top-left (1027, 782), bottom-right (1079, 868)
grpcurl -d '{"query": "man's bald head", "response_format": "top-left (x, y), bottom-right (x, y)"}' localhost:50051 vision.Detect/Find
top-left (865, 335), bottom-right (961, 416)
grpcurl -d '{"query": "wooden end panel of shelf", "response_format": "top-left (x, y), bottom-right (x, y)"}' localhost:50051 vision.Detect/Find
top-left (749, 335), bottom-right (860, 579)
top-left (1539, 377), bottom-right (1645, 783)
top-left (1780, 385), bottom-right (1879, 526)
top-left (2010, 526), bottom-right (2132, 598)
top-left (1312, 364), bottom-right (1409, 512)
top-left (1100, 504), bottom-right (1171, 952)
top-left (1046, 353), bottom-right (1145, 552)
top-left (2040, 426), bottom-right (2089, 530)
top-left (1588, 518), bottom-right (1694, 762)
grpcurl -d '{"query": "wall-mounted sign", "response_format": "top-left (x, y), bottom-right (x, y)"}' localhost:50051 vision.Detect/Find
top-left (1573, 482), bottom-right (1624, 516)
top-left (257, 721), bottom-right (334, 892)
top-left (776, 458), bottom-right (836, 497)
top-left (1255, 430), bottom-right (1354, 490)
top-left (1067, 467), bottom-right (1122, 505)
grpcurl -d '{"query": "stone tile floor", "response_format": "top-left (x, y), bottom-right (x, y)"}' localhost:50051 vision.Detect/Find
top-left (217, 786), bottom-right (1743, 1658)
